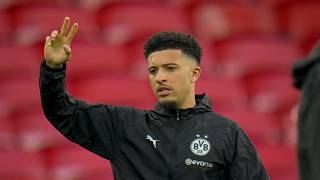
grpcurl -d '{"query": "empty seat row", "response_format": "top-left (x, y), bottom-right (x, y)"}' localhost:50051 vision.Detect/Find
top-left (0, 2), bottom-right (319, 45)
top-left (0, 148), bottom-right (113, 180)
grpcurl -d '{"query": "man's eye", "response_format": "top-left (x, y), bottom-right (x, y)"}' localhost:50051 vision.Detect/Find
top-left (167, 66), bottom-right (176, 71)
top-left (149, 69), bottom-right (156, 74)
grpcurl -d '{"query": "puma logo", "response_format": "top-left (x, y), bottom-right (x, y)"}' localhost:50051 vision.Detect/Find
top-left (146, 135), bottom-right (159, 149)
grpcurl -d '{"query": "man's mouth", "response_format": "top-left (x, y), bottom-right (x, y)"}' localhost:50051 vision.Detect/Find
top-left (156, 86), bottom-right (172, 96)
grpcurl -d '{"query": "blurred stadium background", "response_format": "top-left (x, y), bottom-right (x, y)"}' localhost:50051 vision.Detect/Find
top-left (1, 0), bottom-right (320, 179)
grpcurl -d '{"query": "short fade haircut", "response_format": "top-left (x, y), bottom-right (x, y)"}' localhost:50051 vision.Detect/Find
top-left (143, 32), bottom-right (202, 64)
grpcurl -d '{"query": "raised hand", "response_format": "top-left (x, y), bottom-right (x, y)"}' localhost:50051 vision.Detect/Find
top-left (44, 17), bottom-right (78, 69)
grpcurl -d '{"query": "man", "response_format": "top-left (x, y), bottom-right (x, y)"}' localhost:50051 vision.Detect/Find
top-left (292, 41), bottom-right (320, 180)
top-left (40, 17), bottom-right (269, 180)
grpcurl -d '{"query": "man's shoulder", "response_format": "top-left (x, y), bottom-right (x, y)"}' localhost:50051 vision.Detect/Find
top-left (201, 111), bottom-right (239, 129)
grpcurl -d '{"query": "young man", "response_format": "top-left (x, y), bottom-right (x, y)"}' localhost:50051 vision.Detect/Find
top-left (40, 17), bottom-right (269, 180)
top-left (292, 41), bottom-right (320, 180)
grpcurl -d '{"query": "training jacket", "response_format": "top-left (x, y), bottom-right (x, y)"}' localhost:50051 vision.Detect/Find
top-left (39, 61), bottom-right (269, 180)
top-left (292, 53), bottom-right (320, 180)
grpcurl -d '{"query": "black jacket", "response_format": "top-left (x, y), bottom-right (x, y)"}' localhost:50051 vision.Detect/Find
top-left (39, 61), bottom-right (269, 180)
top-left (292, 54), bottom-right (320, 180)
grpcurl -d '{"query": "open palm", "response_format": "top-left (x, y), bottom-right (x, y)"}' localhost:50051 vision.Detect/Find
top-left (44, 17), bottom-right (78, 68)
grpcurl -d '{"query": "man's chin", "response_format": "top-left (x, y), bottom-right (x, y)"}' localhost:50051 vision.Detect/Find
top-left (158, 99), bottom-right (177, 109)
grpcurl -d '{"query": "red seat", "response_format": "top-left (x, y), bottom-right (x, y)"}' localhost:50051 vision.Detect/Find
top-left (71, 76), bottom-right (155, 109)
top-left (99, 4), bottom-right (190, 44)
top-left (12, 5), bottom-right (99, 44)
top-left (0, 45), bottom-right (39, 78)
top-left (196, 78), bottom-right (248, 112)
top-left (278, 2), bottom-right (320, 43)
top-left (14, 110), bottom-right (73, 152)
top-left (256, 145), bottom-right (298, 180)
top-left (191, 4), bottom-right (277, 41)
top-left (0, 11), bottom-right (11, 44)
top-left (67, 43), bottom-right (129, 80)
top-left (0, 150), bottom-right (47, 180)
top-left (244, 74), bottom-right (299, 115)
top-left (215, 37), bottom-right (301, 78)
top-left (0, 119), bottom-right (16, 150)
top-left (220, 110), bottom-right (281, 145)
top-left (48, 147), bottom-right (113, 180)
top-left (78, 0), bottom-right (162, 9)
top-left (0, 77), bottom-right (41, 117)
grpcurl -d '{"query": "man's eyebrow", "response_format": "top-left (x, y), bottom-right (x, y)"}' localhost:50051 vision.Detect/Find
top-left (148, 63), bottom-right (179, 69)
top-left (164, 63), bottom-right (179, 66)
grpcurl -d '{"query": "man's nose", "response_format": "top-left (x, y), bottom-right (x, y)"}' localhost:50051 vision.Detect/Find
top-left (155, 70), bottom-right (167, 84)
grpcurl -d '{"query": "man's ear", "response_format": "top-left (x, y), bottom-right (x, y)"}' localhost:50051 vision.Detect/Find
top-left (191, 66), bottom-right (201, 83)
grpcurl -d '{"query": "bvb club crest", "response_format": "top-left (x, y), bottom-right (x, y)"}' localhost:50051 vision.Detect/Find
top-left (190, 134), bottom-right (211, 156)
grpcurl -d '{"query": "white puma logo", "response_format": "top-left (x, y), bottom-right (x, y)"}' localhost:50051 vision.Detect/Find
top-left (146, 135), bottom-right (159, 149)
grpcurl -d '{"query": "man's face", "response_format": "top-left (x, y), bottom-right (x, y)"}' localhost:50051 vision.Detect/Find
top-left (147, 49), bottom-right (200, 109)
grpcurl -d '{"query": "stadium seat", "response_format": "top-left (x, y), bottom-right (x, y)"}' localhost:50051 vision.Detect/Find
top-left (196, 78), bottom-right (249, 112)
top-left (169, 0), bottom-right (261, 10)
top-left (220, 110), bottom-right (281, 145)
top-left (66, 43), bottom-right (129, 81)
top-left (0, 77), bottom-right (40, 118)
top-left (244, 74), bottom-right (299, 115)
top-left (78, 0), bottom-right (163, 10)
top-left (278, 2), bottom-right (320, 43)
top-left (0, 11), bottom-right (11, 44)
top-left (257, 145), bottom-right (298, 180)
top-left (48, 147), bottom-right (113, 180)
top-left (99, 4), bottom-right (190, 44)
top-left (215, 37), bottom-right (302, 78)
top-left (12, 5), bottom-right (100, 44)
top-left (0, 45), bottom-right (39, 78)
top-left (0, 119), bottom-right (16, 150)
top-left (71, 76), bottom-right (155, 109)
top-left (191, 4), bottom-right (277, 41)
top-left (14, 110), bottom-right (73, 152)
top-left (0, 150), bottom-right (47, 180)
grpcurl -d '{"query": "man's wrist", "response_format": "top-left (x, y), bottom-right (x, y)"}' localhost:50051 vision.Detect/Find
top-left (45, 61), bottom-right (63, 69)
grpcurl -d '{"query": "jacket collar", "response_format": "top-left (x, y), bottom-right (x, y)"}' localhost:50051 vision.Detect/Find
top-left (152, 93), bottom-right (212, 117)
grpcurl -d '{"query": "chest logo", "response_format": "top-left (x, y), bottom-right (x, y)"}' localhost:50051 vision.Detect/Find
top-left (190, 134), bottom-right (211, 156)
top-left (146, 135), bottom-right (159, 149)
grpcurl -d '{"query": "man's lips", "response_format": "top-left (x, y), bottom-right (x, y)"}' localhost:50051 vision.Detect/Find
top-left (156, 86), bottom-right (172, 96)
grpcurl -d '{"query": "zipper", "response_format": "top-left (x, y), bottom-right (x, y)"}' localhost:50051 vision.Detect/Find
top-left (176, 109), bottom-right (180, 121)
top-left (168, 109), bottom-right (181, 179)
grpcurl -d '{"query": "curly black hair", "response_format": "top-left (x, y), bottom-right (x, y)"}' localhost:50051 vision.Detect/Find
top-left (143, 32), bottom-right (202, 64)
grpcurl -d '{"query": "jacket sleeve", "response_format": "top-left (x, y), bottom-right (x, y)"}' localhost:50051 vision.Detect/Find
top-left (39, 61), bottom-right (126, 160)
top-left (227, 127), bottom-right (270, 180)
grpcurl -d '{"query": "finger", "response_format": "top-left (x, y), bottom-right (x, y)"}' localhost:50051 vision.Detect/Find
top-left (46, 36), bottom-right (52, 46)
top-left (66, 23), bottom-right (78, 43)
top-left (60, 17), bottom-right (70, 36)
top-left (51, 30), bottom-right (59, 39)
top-left (63, 44), bottom-right (71, 54)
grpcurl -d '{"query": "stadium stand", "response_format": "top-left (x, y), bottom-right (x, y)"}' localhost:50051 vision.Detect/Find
top-left (191, 4), bottom-right (277, 41)
top-left (99, 3), bottom-right (190, 44)
top-left (11, 4), bottom-right (100, 44)
top-left (0, 0), bottom-right (308, 179)
top-left (214, 37), bottom-right (302, 78)
top-left (48, 148), bottom-right (113, 180)
top-left (0, 150), bottom-right (47, 180)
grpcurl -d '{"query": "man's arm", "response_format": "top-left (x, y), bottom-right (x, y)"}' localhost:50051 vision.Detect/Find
top-left (39, 17), bottom-right (125, 160)
top-left (40, 60), bottom-right (125, 160)
top-left (227, 127), bottom-right (270, 180)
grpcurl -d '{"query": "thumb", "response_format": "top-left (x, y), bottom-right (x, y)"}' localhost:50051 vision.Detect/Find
top-left (63, 44), bottom-right (71, 54)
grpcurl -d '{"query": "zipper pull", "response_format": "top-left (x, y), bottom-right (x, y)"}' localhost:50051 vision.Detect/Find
top-left (176, 109), bottom-right (180, 121)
